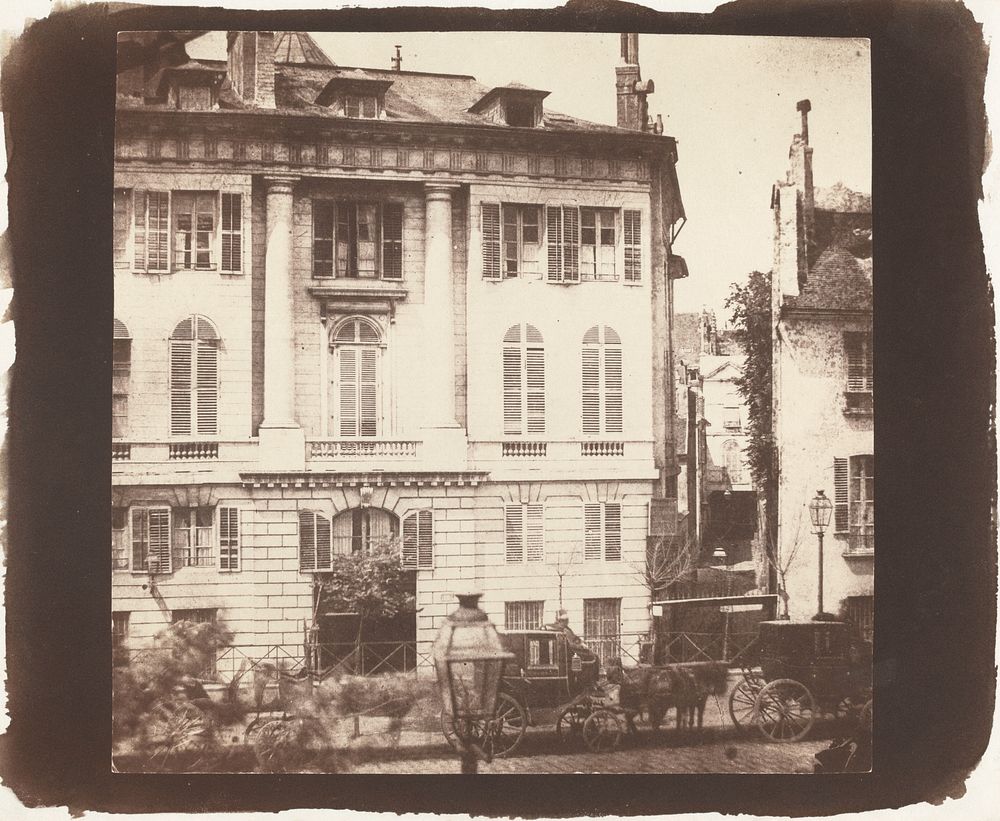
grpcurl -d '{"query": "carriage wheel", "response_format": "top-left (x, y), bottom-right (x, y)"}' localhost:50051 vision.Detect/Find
top-left (440, 712), bottom-right (488, 752)
top-left (489, 693), bottom-right (527, 757)
top-left (729, 677), bottom-right (764, 734)
top-left (556, 703), bottom-right (589, 743)
top-left (582, 709), bottom-right (623, 752)
top-left (754, 679), bottom-right (816, 742)
top-left (147, 700), bottom-right (213, 762)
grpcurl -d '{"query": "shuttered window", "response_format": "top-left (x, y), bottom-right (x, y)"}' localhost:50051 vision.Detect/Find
top-left (169, 315), bottom-right (219, 436)
top-left (845, 332), bottom-right (873, 392)
top-left (833, 457), bottom-right (850, 533)
top-left (312, 200), bottom-right (401, 279)
top-left (299, 510), bottom-right (333, 572)
top-left (504, 503), bottom-right (544, 563)
top-left (220, 193), bottom-right (243, 272)
top-left (173, 191), bottom-right (216, 270)
top-left (623, 210), bottom-right (642, 282)
top-left (131, 506), bottom-right (171, 573)
top-left (113, 319), bottom-right (131, 439)
top-left (502, 324), bottom-right (545, 435)
top-left (333, 318), bottom-right (382, 438)
top-left (581, 326), bottom-right (623, 435)
top-left (172, 507), bottom-right (214, 567)
top-left (546, 206), bottom-right (580, 282)
top-left (835, 455), bottom-right (874, 552)
top-left (133, 190), bottom-right (170, 272)
top-left (580, 208), bottom-right (617, 280)
top-left (219, 507), bottom-right (240, 572)
top-left (481, 202), bottom-right (502, 279)
top-left (583, 502), bottom-right (622, 562)
top-left (402, 510), bottom-right (433, 569)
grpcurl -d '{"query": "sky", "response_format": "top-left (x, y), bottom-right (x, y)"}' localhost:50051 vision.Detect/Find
top-left (300, 32), bottom-right (873, 322)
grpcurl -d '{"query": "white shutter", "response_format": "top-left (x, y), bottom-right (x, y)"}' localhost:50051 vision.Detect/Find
top-left (195, 340), bottom-right (218, 435)
top-left (219, 507), bottom-right (239, 571)
top-left (505, 504), bottom-right (524, 563)
top-left (582, 346), bottom-right (600, 434)
top-left (604, 503), bottom-right (621, 561)
top-left (846, 333), bottom-right (873, 392)
top-left (584, 503), bottom-right (602, 561)
top-left (526, 504), bottom-right (544, 562)
top-left (604, 344), bottom-right (623, 433)
top-left (546, 206), bottom-right (562, 282)
top-left (525, 347), bottom-right (545, 434)
top-left (139, 507), bottom-right (171, 574)
top-left (316, 514), bottom-right (332, 570)
top-left (221, 193), bottom-right (242, 272)
top-left (482, 203), bottom-right (501, 279)
top-left (170, 340), bottom-right (193, 435)
top-left (133, 189), bottom-right (147, 270)
top-left (418, 510), bottom-right (433, 569)
top-left (381, 201), bottom-right (403, 279)
top-left (562, 206), bottom-right (580, 282)
top-left (338, 347), bottom-right (359, 436)
top-left (623, 210), bottom-right (642, 282)
top-left (833, 458), bottom-right (849, 533)
top-left (299, 511), bottom-right (316, 571)
top-left (503, 346), bottom-right (523, 435)
top-left (147, 191), bottom-right (170, 272)
top-left (359, 348), bottom-right (378, 437)
top-left (402, 513), bottom-right (417, 568)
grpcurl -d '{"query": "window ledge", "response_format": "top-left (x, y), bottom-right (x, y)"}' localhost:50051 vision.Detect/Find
top-left (842, 549), bottom-right (874, 558)
top-left (843, 409), bottom-right (874, 418)
top-left (308, 281), bottom-right (408, 301)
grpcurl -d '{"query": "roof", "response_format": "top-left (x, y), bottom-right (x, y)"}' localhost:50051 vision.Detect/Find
top-left (814, 182), bottom-right (871, 214)
top-left (786, 246), bottom-right (872, 312)
top-left (273, 31), bottom-right (335, 66)
top-left (469, 83), bottom-right (550, 113)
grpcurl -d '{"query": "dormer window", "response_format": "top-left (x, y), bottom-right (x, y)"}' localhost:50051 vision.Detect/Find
top-left (145, 63), bottom-right (224, 110)
top-left (316, 73), bottom-right (393, 120)
top-left (469, 84), bottom-right (550, 128)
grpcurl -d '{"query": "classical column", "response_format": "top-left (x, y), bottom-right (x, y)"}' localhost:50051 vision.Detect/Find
top-left (259, 174), bottom-right (304, 469)
top-left (423, 183), bottom-right (460, 428)
top-left (421, 182), bottom-right (465, 469)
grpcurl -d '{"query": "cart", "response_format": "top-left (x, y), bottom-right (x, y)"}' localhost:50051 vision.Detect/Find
top-left (728, 620), bottom-right (872, 742)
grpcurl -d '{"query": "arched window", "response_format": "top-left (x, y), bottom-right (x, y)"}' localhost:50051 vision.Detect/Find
top-left (332, 507), bottom-right (399, 555)
top-left (169, 315), bottom-right (219, 436)
top-left (581, 326), bottom-right (623, 435)
top-left (502, 323), bottom-right (545, 435)
top-left (332, 318), bottom-right (383, 438)
top-left (113, 319), bottom-right (131, 438)
top-left (724, 439), bottom-right (745, 485)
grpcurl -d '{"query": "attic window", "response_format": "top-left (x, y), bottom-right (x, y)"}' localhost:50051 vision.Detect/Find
top-left (469, 84), bottom-right (550, 129)
top-left (344, 94), bottom-right (378, 119)
top-left (316, 75), bottom-right (394, 119)
top-left (506, 100), bottom-right (536, 127)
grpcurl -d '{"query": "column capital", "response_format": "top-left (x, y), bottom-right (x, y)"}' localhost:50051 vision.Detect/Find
top-left (424, 181), bottom-right (461, 200)
top-left (263, 174), bottom-right (300, 194)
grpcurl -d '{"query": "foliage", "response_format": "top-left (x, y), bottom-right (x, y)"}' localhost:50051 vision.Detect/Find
top-left (634, 528), bottom-right (699, 605)
top-left (725, 270), bottom-right (777, 542)
top-left (332, 674), bottom-right (434, 719)
top-left (755, 501), bottom-right (805, 619)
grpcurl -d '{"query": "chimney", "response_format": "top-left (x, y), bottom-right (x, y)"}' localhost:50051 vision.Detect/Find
top-left (616, 33), bottom-right (654, 131)
top-left (789, 99), bottom-right (815, 278)
top-left (773, 100), bottom-right (816, 299)
top-left (391, 45), bottom-right (402, 71)
top-left (226, 31), bottom-right (276, 108)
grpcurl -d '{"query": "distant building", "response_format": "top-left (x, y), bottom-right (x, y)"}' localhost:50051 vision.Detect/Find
top-left (111, 31), bottom-right (687, 673)
top-left (770, 101), bottom-right (873, 638)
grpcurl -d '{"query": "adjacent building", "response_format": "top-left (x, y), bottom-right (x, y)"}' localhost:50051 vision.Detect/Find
top-left (111, 31), bottom-right (687, 673)
top-left (770, 101), bottom-right (873, 638)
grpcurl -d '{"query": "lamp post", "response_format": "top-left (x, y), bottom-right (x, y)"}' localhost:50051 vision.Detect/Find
top-left (432, 592), bottom-right (513, 774)
top-left (808, 489), bottom-right (834, 617)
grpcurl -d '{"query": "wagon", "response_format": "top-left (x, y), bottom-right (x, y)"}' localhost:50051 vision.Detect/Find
top-left (728, 620), bottom-right (872, 742)
top-left (441, 629), bottom-right (627, 755)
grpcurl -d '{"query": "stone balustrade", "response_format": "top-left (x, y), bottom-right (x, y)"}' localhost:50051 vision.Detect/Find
top-left (307, 439), bottom-right (419, 460)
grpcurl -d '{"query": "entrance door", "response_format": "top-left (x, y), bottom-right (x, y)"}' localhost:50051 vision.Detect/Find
top-left (583, 598), bottom-right (621, 670)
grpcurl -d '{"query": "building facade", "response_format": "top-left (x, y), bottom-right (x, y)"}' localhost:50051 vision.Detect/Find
top-left (771, 101), bottom-right (873, 637)
top-left (112, 31), bottom-right (686, 672)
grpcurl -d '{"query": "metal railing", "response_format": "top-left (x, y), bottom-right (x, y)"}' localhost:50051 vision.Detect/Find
top-left (659, 630), bottom-right (759, 664)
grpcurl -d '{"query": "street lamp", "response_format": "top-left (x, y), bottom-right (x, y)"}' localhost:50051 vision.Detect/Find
top-left (808, 489), bottom-right (834, 617)
top-left (432, 591), bottom-right (513, 774)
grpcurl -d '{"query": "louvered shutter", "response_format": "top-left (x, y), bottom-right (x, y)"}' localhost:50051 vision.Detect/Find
top-left (584, 503), bottom-right (602, 561)
top-left (526, 504), bottom-right (544, 562)
top-left (299, 511), bottom-right (316, 571)
top-left (131, 508), bottom-right (146, 570)
top-left (219, 507), bottom-right (240, 571)
top-left (505, 504), bottom-right (524, 563)
top-left (141, 191), bottom-right (169, 272)
top-left (482, 203), bottom-right (501, 279)
top-left (525, 347), bottom-right (546, 434)
top-left (221, 193), bottom-right (242, 272)
top-left (418, 510), bottom-right (433, 568)
top-left (623, 210), bottom-right (642, 282)
top-left (562, 206), bottom-right (580, 282)
top-left (338, 347), bottom-right (358, 436)
top-left (114, 189), bottom-right (130, 260)
top-left (195, 339), bottom-right (218, 435)
top-left (147, 507), bottom-right (172, 573)
top-left (133, 190), bottom-right (147, 270)
top-left (846, 333), bottom-right (872, 392)
top-left (316, 514), bottom-right (332, 570)
top-left (604, 503), bottom-right (621, 561)
top-left (604, 344), bottom-right (623, 433)
top-left (382, 201), bottom-right (403, 279)
top-left (402, 513), bottom-right (418, 568)
top-left (359, 348), bottom-right (378, 437)
top-left (503, 346), bottom-right (522, 435)
top-left (833, 458), bottom-right (849, 533)
top-left (546, 206), bottom-right (562, 282)
top-left (170, 340), bottom-right (193, 435)
top-left (582, 346), bottom-right (600, 434)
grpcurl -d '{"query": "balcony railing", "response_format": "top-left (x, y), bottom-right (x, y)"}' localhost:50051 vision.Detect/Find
top-left (307, 439), bottom-right (418, 460)
top-left (580, 441), bottom-right (625, 457)
top-left (472, 439), bottom-right (651, 464)
top-left (111, 439), bottom-right (259, 466)
top-left (111, 442), bottom-right (131, 461)
top-left (502, 441), bottom-right (547, 458)
top-left (169, 441), bottom-right (219, 460)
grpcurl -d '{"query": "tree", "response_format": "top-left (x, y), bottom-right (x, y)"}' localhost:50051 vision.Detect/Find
top-left (552, 543), bottom-right (582, 610)
top-left (726, 270), bottom-right (777, 574)
top-left (756, 501), bottom-right (805, 619)
top-left (314, 538), bottom-right (414, 670)
top-left (633, 529), bottom-right (700, 634)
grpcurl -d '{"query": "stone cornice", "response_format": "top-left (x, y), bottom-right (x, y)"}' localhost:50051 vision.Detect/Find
top-left (239, 471), bottom-right (490, 488)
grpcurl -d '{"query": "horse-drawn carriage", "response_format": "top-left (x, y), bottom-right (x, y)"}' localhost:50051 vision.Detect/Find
top-left (727, 620), bottom-right (873, 742)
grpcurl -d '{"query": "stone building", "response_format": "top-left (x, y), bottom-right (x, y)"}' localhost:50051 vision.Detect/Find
top-left (111, 31), bottom-right (687, 673)
top-left (771, 101), bottom-right (873, 637)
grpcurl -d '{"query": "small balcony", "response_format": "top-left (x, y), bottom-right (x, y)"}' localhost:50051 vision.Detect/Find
top-left (470, 439), bottom-right (656, 479)
top-left (306, 438), bottom-right (420, 467)
top-left (111, 438), bottom-right (261, 475)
